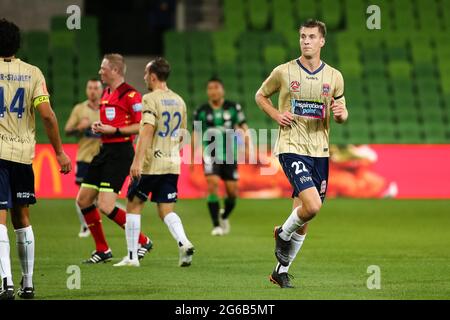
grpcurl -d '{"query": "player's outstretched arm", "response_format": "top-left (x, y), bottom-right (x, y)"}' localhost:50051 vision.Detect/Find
top-left (36, 101), bottom-right (72, 174)
top-left (130, 123), bottom-right (155, 181)
top-left (255, 91), bottom-right (293, 127)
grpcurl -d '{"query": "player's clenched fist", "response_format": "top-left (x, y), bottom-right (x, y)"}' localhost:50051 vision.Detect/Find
top-left (275, 111), bottom-right (294, 127)
top-left (330, 99), bottom-right (348, 123)
top-left (129, 159), bottom-right (142, 181)
top-left (56, 151), bottom-right (72, 174)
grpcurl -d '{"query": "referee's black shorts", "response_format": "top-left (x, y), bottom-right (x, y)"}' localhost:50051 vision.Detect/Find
top-left (82, 142), bottom-right (134, 194)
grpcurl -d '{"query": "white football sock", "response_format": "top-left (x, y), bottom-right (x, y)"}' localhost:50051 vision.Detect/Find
top-left (15, 226), bottom-right (34, 288)
top-left (278, 232), bottom-right (306, 273)
top-left (163, 212), bottom-right (189, 247)
top-left (75, 202), bottom-right (88, 228)
top-left (280, 206), bottom-right (305, 241)
top-left (0, 224), bottom-right (13, 286)
top-left (126, 214), bottom-right (140, 261)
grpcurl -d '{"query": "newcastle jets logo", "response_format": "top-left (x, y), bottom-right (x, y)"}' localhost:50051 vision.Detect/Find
top-left (322, 83), bottom-right (330, 96)
top-left (154, 150), bottom-right (164, 158)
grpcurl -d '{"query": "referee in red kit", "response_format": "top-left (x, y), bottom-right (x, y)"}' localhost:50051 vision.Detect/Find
top-left (76, 54), bottom-right (153, 264)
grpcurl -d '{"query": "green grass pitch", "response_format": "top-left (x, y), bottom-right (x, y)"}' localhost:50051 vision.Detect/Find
top-left (5, 198), bottom-right (450, 300)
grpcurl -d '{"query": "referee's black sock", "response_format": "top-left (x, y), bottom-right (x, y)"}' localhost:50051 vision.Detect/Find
top-left (222, 197), bottom-right (236, 219)
top-left (207, 194), bottom-right (220, 227)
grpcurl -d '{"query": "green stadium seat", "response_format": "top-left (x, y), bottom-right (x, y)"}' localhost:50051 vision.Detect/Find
top-left (443, 0), bottom-right (450, 31)
top-left (263, 46), bottom-right (287, 70)
top-left (164, 32), bottom-right (187, 60)
top-left (393, 0), bottom-right (416, 31)
top-left (416, 0), bottom-right (439, 32)
top-left (320, 0), bottom-right (342, 30)
top-left (397, 106), bottom-right (421, 123)
top-left (330, 120), bottom-right (347, 145)
top-left (223, 0), bottom-right (246, 35)
top-left (371, 122), bottom-right (397, 143)
top-left (347, 122), bottom-right (371, 144)
top-left (50, 16), bottom-right (68, 31)
top-left (388, 61), bottom-right (412, 80)
top-left (411, 43), bottom-right (434, 64)
top-left (273, 2), bottom-right (296, 42)
top-left (221, 76), bottom-right (240, 94)
top-left (344, 0), bottom-right (367, 33)
top-left (215, 46), bottom-right (237, 65)
top-left (423, 122), bottom-right (448, 143)
top-left (246, 0), bottom-right (270, 30)
top-left (340, 62), bottom-right (363, 79)
top-left (215, 63), bottom-right (238, 79)
top-left (294, 0), bottom-right (318, 25)
top-left (397, 121), bottom-right (424, 143)
top-left (240, 60), bottom-right (263, 76)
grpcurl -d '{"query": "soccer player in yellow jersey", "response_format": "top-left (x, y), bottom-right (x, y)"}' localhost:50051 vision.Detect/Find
top-left (114, 57), bottom-right (194, 267)
top-left (65, 79), bottom-right (102, 238)
top-left (256, 19), bottom-right (348, 288)
top-left (0, 19), bottom-right (71, 299)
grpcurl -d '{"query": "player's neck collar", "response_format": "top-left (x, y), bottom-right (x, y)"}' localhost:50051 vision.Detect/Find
top-left (2, 56), bottom-right (17, 62)
top-left (296, 58), bottom-right (325, 75)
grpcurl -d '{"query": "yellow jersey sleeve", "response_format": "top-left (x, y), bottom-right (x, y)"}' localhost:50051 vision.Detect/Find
top-left (65, 104), bottom-right (82, 129)
top-left (258, 65), bottom-right (282, 97)
top-left (142, 94), bottom-right (158, 126)
top-left (31, 67), bottom-right (49, 107)
top-left (181, 100), bottom-right (187, 130)
top-left (333, 71), bottom-right (345, 101)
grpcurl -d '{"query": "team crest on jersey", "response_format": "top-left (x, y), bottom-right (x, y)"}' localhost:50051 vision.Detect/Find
top-left (290, 81), bottom-right (300, 92)
top-left (322, 84), bottom-right (331, 96)
top-left (105, 107), bottom-right (116, 120)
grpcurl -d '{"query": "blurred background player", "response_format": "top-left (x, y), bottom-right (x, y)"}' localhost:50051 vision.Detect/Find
top-left (64, 78), bottom-right (102, 238)
top-left (256, 20), bottom-right (348, 288)
top-left (76, 54), bottom-right (152, 264)
top-left (0, 19), bottom-right (71, 300)
top-left (114, 57), bottom-right (194, 267)
top-left (191, 78), bottom-right (249, 236)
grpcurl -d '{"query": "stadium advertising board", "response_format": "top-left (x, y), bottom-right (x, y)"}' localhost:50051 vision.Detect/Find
top-left (33, 144), bottom-right (450, 199)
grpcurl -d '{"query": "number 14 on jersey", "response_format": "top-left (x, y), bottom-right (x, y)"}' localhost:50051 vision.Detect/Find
top-left (0, 87), bottom-right (26, 118)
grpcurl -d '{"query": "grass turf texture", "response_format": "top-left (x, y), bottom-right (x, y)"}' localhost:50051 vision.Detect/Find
top-left (6, 199), bottom-right (450, 300)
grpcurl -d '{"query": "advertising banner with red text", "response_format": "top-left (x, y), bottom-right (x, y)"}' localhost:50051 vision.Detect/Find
top-left (34, 144), bottom-right (450, 199)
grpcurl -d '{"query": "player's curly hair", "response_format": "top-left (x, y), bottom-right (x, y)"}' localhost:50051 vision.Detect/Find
top-left (0, 18), bottom-right (21, 57)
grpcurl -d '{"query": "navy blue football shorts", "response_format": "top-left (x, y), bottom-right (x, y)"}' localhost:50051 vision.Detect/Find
top-left (127, 174), bottom-right (179, 203)
top-left (278, 153), bottom-right (329, 202)
top-left (0, 159), bottom-right (36, 210)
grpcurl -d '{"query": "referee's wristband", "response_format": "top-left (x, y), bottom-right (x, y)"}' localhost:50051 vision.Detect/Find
top-left (114, 127), bottom-right (122, 136)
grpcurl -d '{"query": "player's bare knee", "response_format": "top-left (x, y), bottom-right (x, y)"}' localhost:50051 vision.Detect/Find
top-left (207, 184), bottom-right (218, 195)
top-left (97, 200), bottom-right (115, 215)
top-left (11, 214), bottom-right (29, 229)
top-left (302, 201), bottom-right (322, 220)
top-left (77, 193), bottom-right (93, 209)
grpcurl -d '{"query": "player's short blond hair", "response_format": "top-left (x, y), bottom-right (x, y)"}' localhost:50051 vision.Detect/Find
top-left (104, 53), bottom-right (127, 76)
